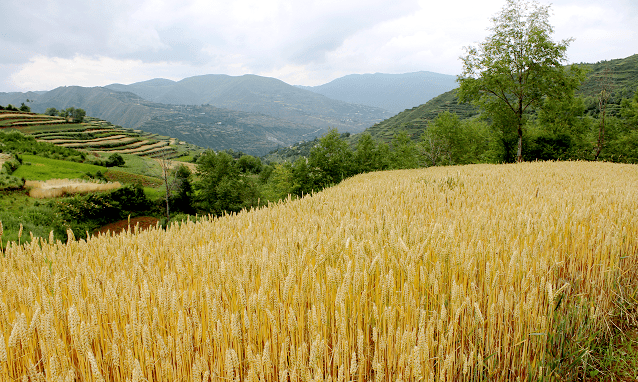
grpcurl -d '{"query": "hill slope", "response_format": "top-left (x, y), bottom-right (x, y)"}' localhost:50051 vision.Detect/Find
top-left (106, 74), bottom-right (392, 132)
top-left (1, 86), bottom-right (331, 156)
top-left (361, 88), bottom-right (479, 141)
top-left (300, 71), bottom-right (458, 113)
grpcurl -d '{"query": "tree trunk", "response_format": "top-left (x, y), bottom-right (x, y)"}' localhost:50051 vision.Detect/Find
top-left (516, 101), bottom-right (523, 163)
top-left (516, 131), bottom-right (523, 163)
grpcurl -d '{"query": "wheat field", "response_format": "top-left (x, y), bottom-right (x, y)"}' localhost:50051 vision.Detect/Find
top-left (1, 161), bottom-right (637, 381)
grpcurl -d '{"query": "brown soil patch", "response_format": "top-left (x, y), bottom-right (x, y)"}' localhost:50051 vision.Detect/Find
top-left (94, 216), bottom-right (160, 236)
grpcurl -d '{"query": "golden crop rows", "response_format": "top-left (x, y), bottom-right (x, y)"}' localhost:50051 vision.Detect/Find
top-left (1, 162), bottom-right (637, 381)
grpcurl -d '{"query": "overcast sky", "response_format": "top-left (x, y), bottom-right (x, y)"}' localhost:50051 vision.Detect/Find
top-left (0, 0), bottom-right (636, 92)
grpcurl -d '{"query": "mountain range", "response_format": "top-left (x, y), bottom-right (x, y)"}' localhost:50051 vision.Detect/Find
top-left (0, 71), bottom-right (458, 155)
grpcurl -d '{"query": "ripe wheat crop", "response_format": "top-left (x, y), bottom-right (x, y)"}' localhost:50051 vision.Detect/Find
top-left (0, 161), bottom-right (636, 381)
top-left (25, 179), bottom-right (122, 198)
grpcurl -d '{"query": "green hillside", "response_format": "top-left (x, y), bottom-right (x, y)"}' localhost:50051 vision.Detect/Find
top-left (578, 54), bottom-right (638, 99)
top-left (359, 89), bottom-right (479, 141)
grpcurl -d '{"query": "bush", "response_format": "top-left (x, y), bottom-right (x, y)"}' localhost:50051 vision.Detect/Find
top-left (1, 154), bottom-right (21, 174)
top-left (56, 184), bottom-right (153, 240)
top-left (0, 173), bottom-right (24, 190)
top-left (105, 153), bottom-right (125, 167)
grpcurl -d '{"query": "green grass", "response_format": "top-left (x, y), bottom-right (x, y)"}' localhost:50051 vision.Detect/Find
top-left (116, 154), bottom-right (163, 177)
top-left (103, 169), bottom-right (163, 188)
top-left (12, 154), bottom-right (107, 180)
top-left (10, 123), bottom-right (87, 134)
top-left (143, 187), bottom-right (161, 200)
top-left (0, 190), bottom-right (64, 247)
top-left (173, 155), bottom-right (195, 162)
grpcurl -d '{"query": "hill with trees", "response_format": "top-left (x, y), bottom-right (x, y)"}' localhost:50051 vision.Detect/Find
top-left (352, 53), bottom-right (638, 164)
top-left (0, 86), bottom-right (336, 156)
top-left (105, 74), bottom-right (392, 132)
top-left (0, 75), bottom-right (397, 156)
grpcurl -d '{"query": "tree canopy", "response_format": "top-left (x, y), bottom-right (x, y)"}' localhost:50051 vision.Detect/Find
top-left (458, 0), bottom-right (584, 162)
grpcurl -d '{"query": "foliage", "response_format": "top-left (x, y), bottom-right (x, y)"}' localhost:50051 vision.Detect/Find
top-left (56, 184), bottom-right (152, 240)
top-left (170, 165), bottom-right (195, 215)
top-left (0, 130), bottom-right (86, 161)
top-left (261, 162), bottom-right (295, 201)
top-left (420, 112), bottom-right (492, 166)
top-left (457, 0), bottom-right (584, 162)
top-left (19, 103), bottom-right (31, 112)
top-left (106, 153), bottom-right (125, 167)
top-left (308, 129), bottom-right (354, 188)
top-left (237, 154), bottom-right (262, 174)
top-left (195, 150), bottom-right (257, 216)
top-left (58, 107), bottom-right (86, 123)
top-left (0, 173), bottom-right (24, 191)
top-left (389, 131), bottom-right (420, 169)
top-left (353, 133), bottom-right (388, 173)
top-left (0, 193), bottom-right (64, 246)
top-left (44, 107), bottom-right (59, 116)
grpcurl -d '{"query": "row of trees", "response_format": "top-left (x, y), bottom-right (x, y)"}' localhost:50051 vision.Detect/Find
top-left (0, 103), bottom-right (31, 112)
top-left (163, 125), bottom-right (490, 218)
top-left (44, 107), bottom-right (86, 123)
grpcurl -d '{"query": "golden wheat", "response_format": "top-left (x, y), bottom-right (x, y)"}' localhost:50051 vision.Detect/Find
top-left (0, 161), bottom-right (636, 381)
top-left (25, 179), bottom-right (122, 198)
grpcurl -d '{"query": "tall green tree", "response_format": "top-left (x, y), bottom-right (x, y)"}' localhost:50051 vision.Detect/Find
top-left (389, 131), bottom-right (420, 169)
top-left (458, 0), bottom-right (584, 162)
top-left (353, 133), bottom-right (385, 173)
top-left (170, 165), bottom-right (195, 215)
top-left (59, 107), bottom-right (86, 123)
top-left (44, 107), bottom-right (59, 116)
top-left (195, 151), bottom-right (253, 216)
top-left (421, 112), bottom-right (492, 166)
top-left (308, 129), bottom-right (353, 188)
top-left (291, 157), bottom-right (314, 196)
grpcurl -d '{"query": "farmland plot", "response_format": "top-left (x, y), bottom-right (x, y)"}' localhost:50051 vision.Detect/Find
top-left (0, 162), bottom-right (636, 381)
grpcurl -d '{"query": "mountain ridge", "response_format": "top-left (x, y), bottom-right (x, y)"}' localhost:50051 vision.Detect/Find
top-left (104, 74), bottom-right (393, 132)
top-left (298, 71), bottom-right (458, 113)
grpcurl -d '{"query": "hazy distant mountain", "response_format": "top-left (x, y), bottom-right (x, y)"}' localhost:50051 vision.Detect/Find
top-left (106, 74), bottom-right (392, 132)
top-left (0, 91), bottom-right (47, 107)
top-left (298, 72), bottom-right (458, 113)
top-left (1, 86), bottom-right (331, 156)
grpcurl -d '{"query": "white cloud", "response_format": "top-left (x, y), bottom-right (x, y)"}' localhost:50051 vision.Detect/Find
top-left (1, 0), bottom-right (637, 92)
top-left (9, 55), bottom-right (195, 90)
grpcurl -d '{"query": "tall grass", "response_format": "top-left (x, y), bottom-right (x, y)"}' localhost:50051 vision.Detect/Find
top-left (0, 161), bottom-right (636, 381)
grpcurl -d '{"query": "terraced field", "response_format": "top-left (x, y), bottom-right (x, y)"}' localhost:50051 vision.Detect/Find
top-left (3, 112), bottom-right (184, 159)
top-left (0, 111), bottom-right (67, 128)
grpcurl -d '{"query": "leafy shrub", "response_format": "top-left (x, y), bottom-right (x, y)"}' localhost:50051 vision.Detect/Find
top-left (56, 184), bottom-right (152, 240)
